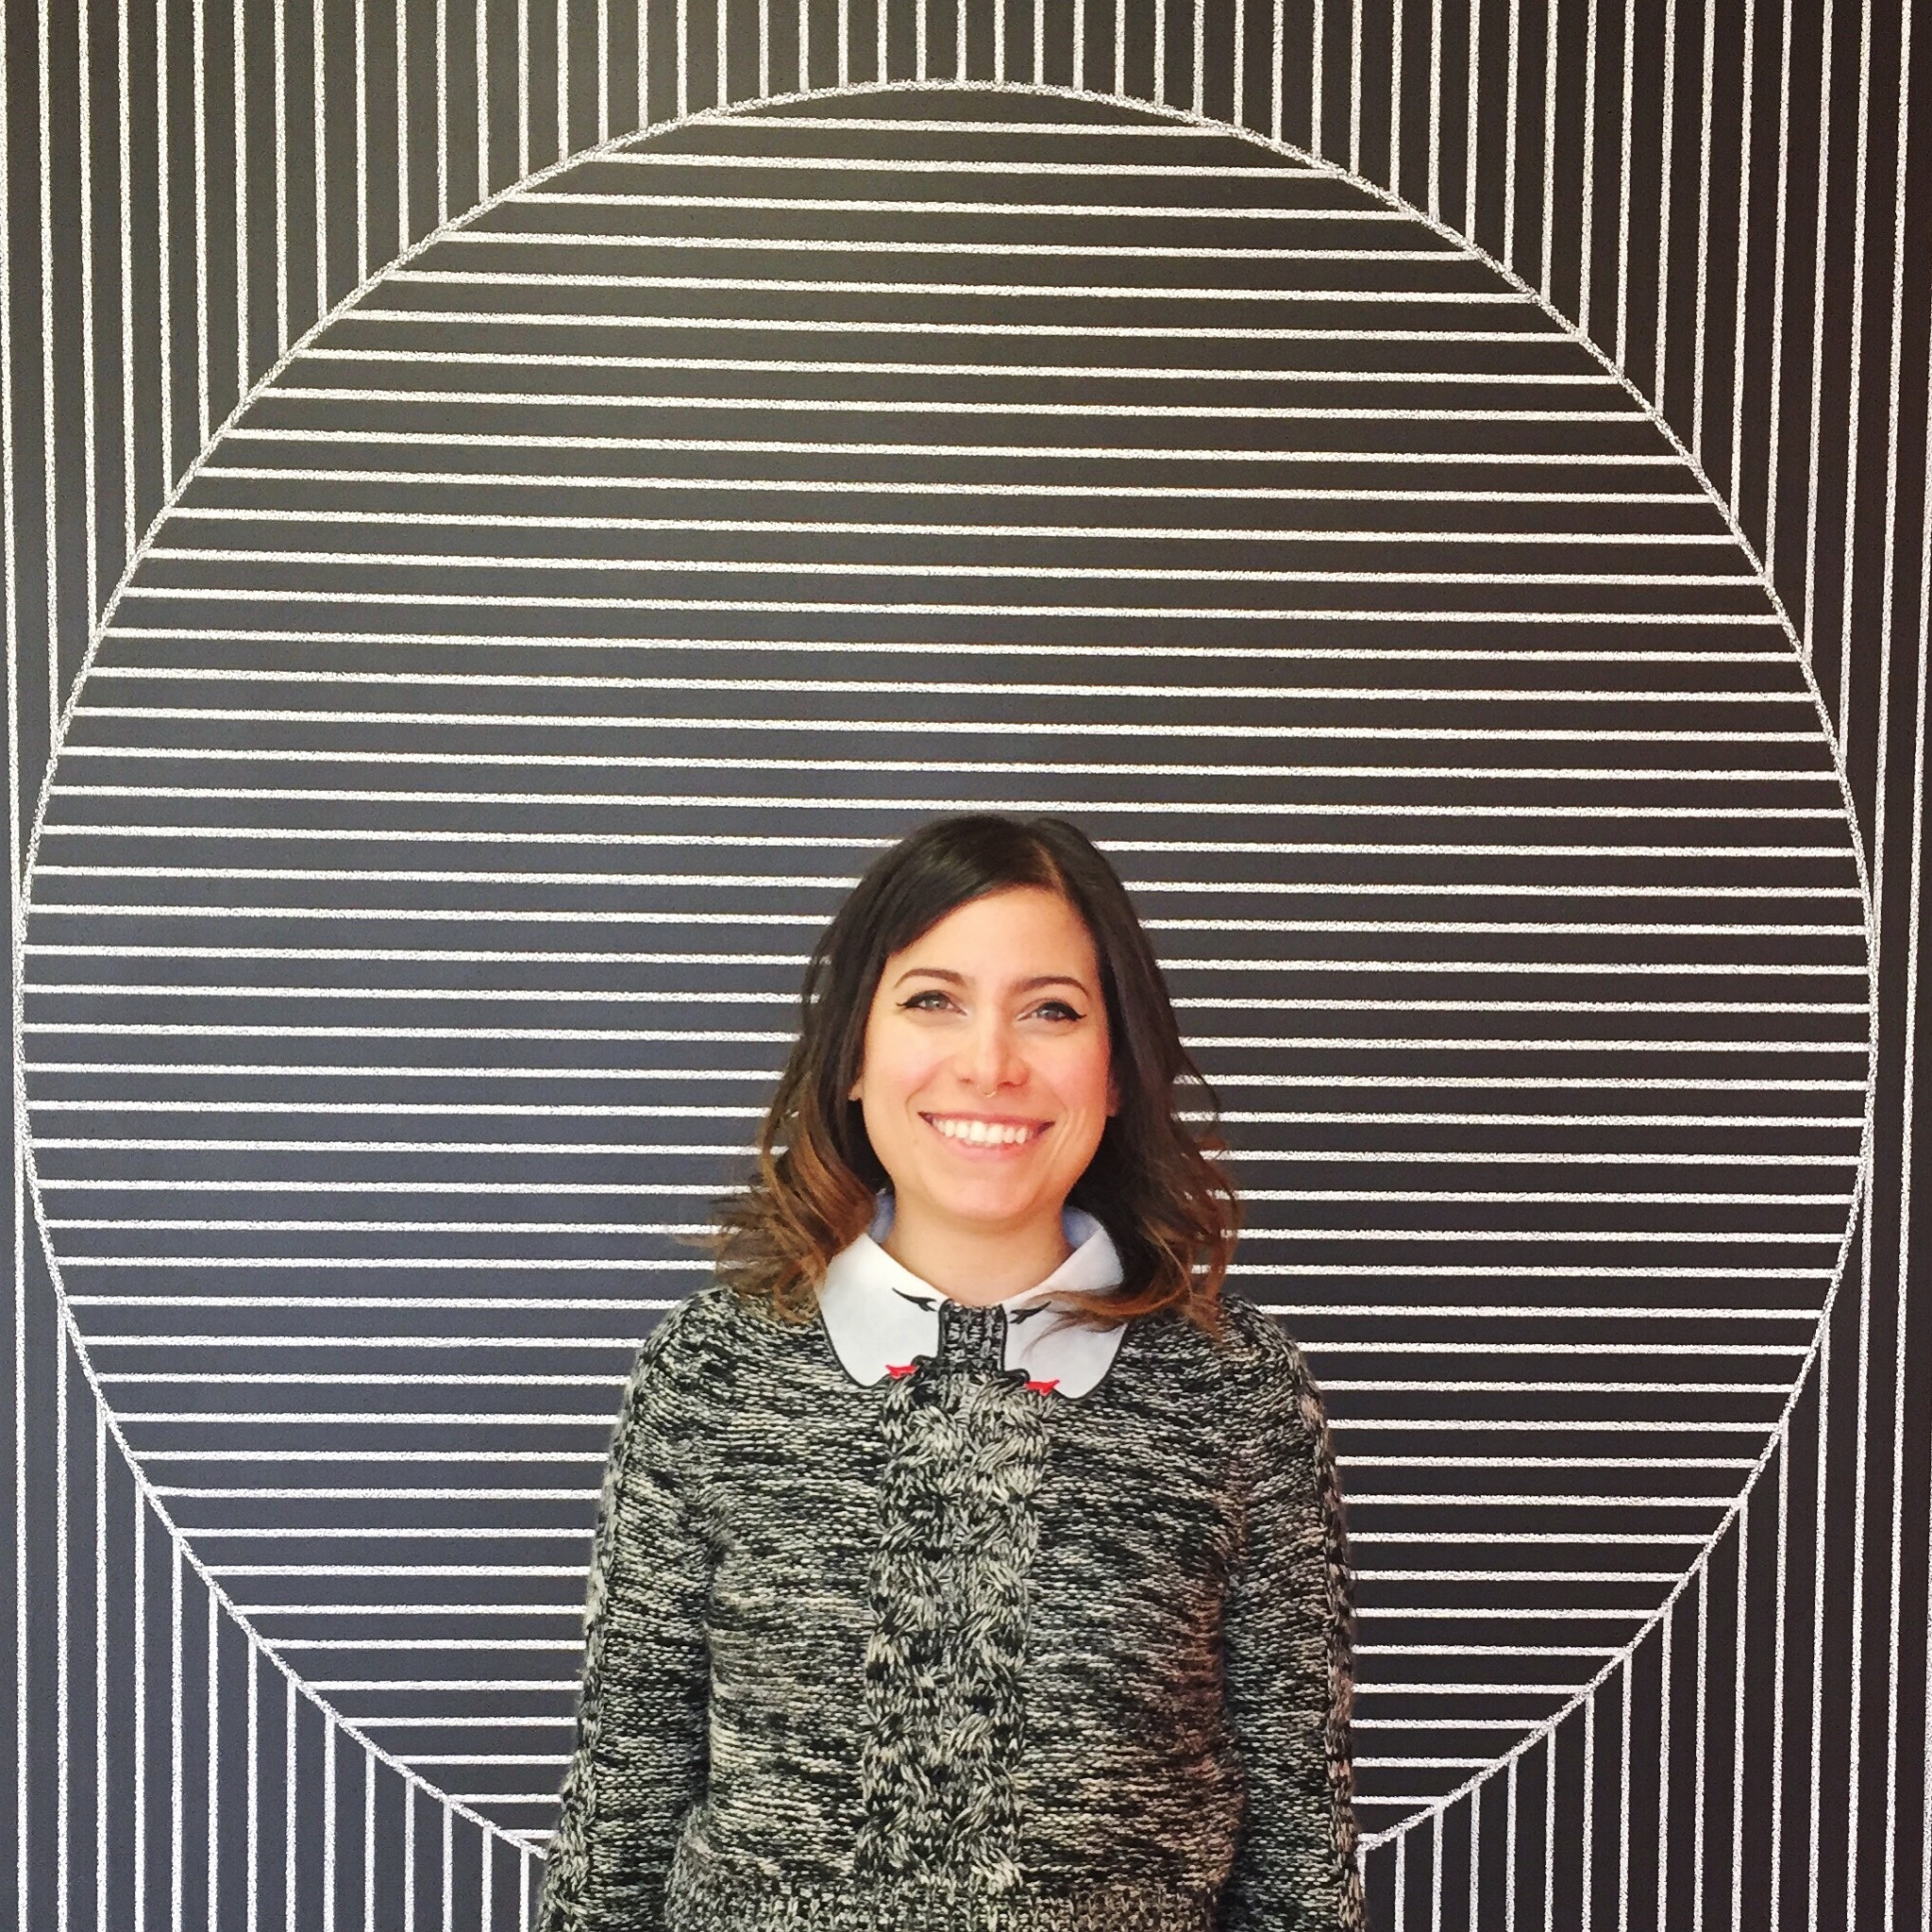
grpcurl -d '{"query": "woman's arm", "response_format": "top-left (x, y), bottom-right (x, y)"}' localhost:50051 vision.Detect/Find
top-left (1219, 1319), bottom-right (1365, 1932)
top-left (535, 1316), bottom-right (713, 1932)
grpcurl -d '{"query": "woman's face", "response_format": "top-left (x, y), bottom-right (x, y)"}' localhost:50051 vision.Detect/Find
top-left (848, 886), bottom-right (1116, 1254)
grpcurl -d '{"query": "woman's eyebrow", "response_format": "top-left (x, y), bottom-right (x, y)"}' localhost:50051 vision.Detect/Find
top-left (888, 967), bottom-right (1091, 996)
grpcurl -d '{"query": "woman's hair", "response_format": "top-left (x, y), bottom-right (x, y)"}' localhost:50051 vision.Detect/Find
top-left (709, 812), bottom-right (1240, 1342)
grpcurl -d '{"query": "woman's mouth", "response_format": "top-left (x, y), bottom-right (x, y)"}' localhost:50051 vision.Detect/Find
top-left (923, 1113), bottom-right (1048, 1148)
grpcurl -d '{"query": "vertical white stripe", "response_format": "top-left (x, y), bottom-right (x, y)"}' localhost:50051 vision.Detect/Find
top-left (39, 0), bottom-right (59, 728)
top-left (1231, 0), bottom-right (1245, 126)
top-left (1773, 1422), bottom-right (1792, 1932)
top-left (1464, 0), bottom-right (1480, 242)
top-left (403, 1781), bottom-right (415, 1932)
top-left (1349, 0), bottom-right (1363, 173)
top-left (1655, 0), bottom-right (1677, 414)
top-left (1151, 0), bottom-right (1165, 105)
top-left (516, 0), bottom-right (530, 176)
top-left (958, 0), bottom-right (969, 81)
top-left (283, 1674), bottom-right (295, 1932)
top-left (1732, 1492), bottom-right (1750, 1932)
top-left (207, 1597), bottom-right (219, 1932)
top-left (645, 0), bottom-right (661, 126)
top-left (1578, 0), bottom-right (1598, 336)
top-left (311, 0), bottom-right (325, 322)
top-left (1470, 1785), bottom-right (1483, 1928)
top-left (716, 0), bottom-right (731, 105)
top-left (1689, 0), bottom-right (1714, 458)
top-left (1387, 0), bottom-right (1403, 196)
top-left (354, 0), bottom-right (369, 284)
top-left (435, 0), bottom-right (449, 227)
top-left (762, 0), bottom-right (774, 94)
top-left (1499, 0), bottom-right (1514, 276)
top-left (157, 0), bottom-right (176, 482)
top-left (1192, 0), bottom-right (1205, 115)
top-left (1918, 310), bottom-right (1932, 1932)
top-left (1539, 0), bottom-right (1557, 298)
top-left (1424, 0), bottom-right (1440, 219)
top-left (1545, 1730), bottom-right (1556, 1932)
top-left (1764, 0), bottom-right (1798, 572)
top-left (246, 1650), bottom-right (259, 1932)
top-left (441, 1794), bottom-right (453, 1932)
top-left (322, 1721), bottom-right (336, 1928)
top-left (841, 0), bottom-right (853, 84)
top-left (914, 0), bottom-right (926, 81)
top-left (395, 0), bottom-right (409, 254)
top-left (54, 1349), bottom-right (66, 1932)
top-left (597, 0), bottom-right (611, 138)
top-left (1618, 1652), bottom-right (1633, 1931)
top-left (1432, 1805), bottom-right (1443, 1931)
top-left (1306, 0), bottom-right (1319, 151)
top-left (1727, 0), bottom-right (1758, 515)
top-left (1582, 1695), bottom-right (1596, 1927)
top-left (135, 1499), bottom-right (146, 1932)
top-left (1835, 0), bottom-right (1876, 749)
top-left (1033, 0), bottom-right (1046, 85)
top-left (80, 0), bottom-right (101, 628)
top-left (362, 1750), bottom-right (375, 1932)
top-left (94, 1414), bottom-right (107, 1932)
top-left (1693, 1558), bottom-right (1709, 1932)
top-left (1613, 0), bottom-right (1634, 371)
top-left (273, 0), bottom-right (289, 351)
top-left (1505, 1750), bottom-right (1519, 1930)
top-left (475, 0), bottom-right (489, 199)
top-left (481, 1829), bottom-right (495, 1928)
top-left (192, 0), bottom-right (210, 449)
top-left (1395, 1827), bottom-right (1407, 1924)
top-left (1114, 0), bottom-right (1124, 95)
top-left (169, 1539), bottom-right (182, 1932)
top-left (235, 0), bottom-right (250, 404)
top-left (1074, 0), bottom-right (1088, 92)
top-left (1271, 0), bottom-right (1286, 143)
top-left (563, 0), bottom-right (575, 146)
top-left (120, 0), bottom-right (138, 556)
top-left (1880, 20), bottom-right (1924, 1931)
top-left (1800, 0), bottom-right (1838, 671)
top-left (1807, 1325), bottom-right (1834, 1932)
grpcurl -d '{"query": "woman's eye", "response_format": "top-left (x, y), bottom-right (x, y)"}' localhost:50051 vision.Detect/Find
top-left (1031, 1000), bottom-right (1084, 1022)
top-left (900, 990), bottom-right (955, 1012)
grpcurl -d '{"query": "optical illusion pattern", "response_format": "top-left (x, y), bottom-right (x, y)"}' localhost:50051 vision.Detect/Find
top-left (4, 4), bottom-right (1927, 1929)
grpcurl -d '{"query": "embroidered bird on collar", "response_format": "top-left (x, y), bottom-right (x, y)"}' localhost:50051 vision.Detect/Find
top-left (815, 1198), bottom-right (1130, 1400)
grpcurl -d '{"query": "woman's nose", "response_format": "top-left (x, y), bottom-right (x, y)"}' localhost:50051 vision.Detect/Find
top-left (958, 1016), bottom-right (1026, 1094)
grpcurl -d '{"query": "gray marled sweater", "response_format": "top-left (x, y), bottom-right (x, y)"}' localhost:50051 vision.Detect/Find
top-left (534, 1279), bottom-right (1362, 1932)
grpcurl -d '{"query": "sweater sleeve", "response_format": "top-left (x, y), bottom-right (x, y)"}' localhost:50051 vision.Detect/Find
top-left (1218, 1319), bottom-right (1364, 1932)
top-left (535, 1312), bottom-right (713, 1932)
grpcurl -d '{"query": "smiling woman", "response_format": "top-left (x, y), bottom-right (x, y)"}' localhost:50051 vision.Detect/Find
top-left (533, 813), bottom-right (1362, 1931)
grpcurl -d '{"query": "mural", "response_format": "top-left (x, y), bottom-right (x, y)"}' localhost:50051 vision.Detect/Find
top-left (3, 4), bottom-right (1924, 1927)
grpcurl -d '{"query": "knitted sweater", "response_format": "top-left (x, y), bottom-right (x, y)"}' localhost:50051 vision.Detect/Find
top-left (533, 1241), bottom-right (1363, 1932)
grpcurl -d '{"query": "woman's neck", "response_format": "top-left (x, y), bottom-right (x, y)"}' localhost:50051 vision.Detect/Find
top-left (879, 1206), bottom-right (1075, 1307)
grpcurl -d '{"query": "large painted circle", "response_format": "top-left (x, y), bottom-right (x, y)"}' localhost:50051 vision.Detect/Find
top-left (21, 86), bottom-right (1870, 1846)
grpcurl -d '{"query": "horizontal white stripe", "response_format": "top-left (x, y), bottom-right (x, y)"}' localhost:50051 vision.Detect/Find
top-left (168, 510), bottom-right (1721, 547)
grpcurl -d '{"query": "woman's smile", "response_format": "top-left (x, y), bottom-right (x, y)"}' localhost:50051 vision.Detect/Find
top-left (921, 1111), bottom-right (1050, 1150)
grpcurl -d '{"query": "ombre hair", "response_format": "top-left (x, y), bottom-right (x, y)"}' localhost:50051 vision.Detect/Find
top-left (709, 813), bottom-right (1241, 1342)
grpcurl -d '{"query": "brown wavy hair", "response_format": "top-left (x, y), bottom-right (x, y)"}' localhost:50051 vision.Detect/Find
top-left (709, 813), bottom-right (1241, 1343)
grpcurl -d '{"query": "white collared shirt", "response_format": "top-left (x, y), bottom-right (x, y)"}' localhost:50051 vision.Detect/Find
top-left (815, 1196), bottom-right (1130, 1399)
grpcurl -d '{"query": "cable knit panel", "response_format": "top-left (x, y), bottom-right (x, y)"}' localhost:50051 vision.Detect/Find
top-left (855, 1302), bottom-right (1049, 1891)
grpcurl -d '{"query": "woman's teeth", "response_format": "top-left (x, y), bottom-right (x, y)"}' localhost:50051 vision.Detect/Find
top-left (932, 1116), bottom-right (1039, 1147)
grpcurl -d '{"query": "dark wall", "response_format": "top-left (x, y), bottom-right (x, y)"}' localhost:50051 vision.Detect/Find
top-left (3, 4), bottom-right (1925, 1926)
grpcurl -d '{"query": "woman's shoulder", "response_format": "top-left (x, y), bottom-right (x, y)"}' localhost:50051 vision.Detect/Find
top-left (1203, 1287), bottom-right (1333, 1440)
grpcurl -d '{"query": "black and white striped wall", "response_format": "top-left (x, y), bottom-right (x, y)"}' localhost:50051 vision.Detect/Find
top-left (2, 2), bottom-right (1925, 1925)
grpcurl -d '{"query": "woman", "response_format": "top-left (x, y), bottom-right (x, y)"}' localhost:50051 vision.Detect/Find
top-left (535, 813), bottom-right (1362, 1932)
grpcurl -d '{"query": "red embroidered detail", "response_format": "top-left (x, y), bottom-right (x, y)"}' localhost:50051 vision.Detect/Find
top-left (1025, 1377), bottom-right (1060, 1395)
top-left (884, 1362), bottom-right (918, 1379)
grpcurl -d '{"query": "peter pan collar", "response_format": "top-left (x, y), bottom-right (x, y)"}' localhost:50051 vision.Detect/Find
top-left (815, 1196), bottom-right (1129, 1399)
